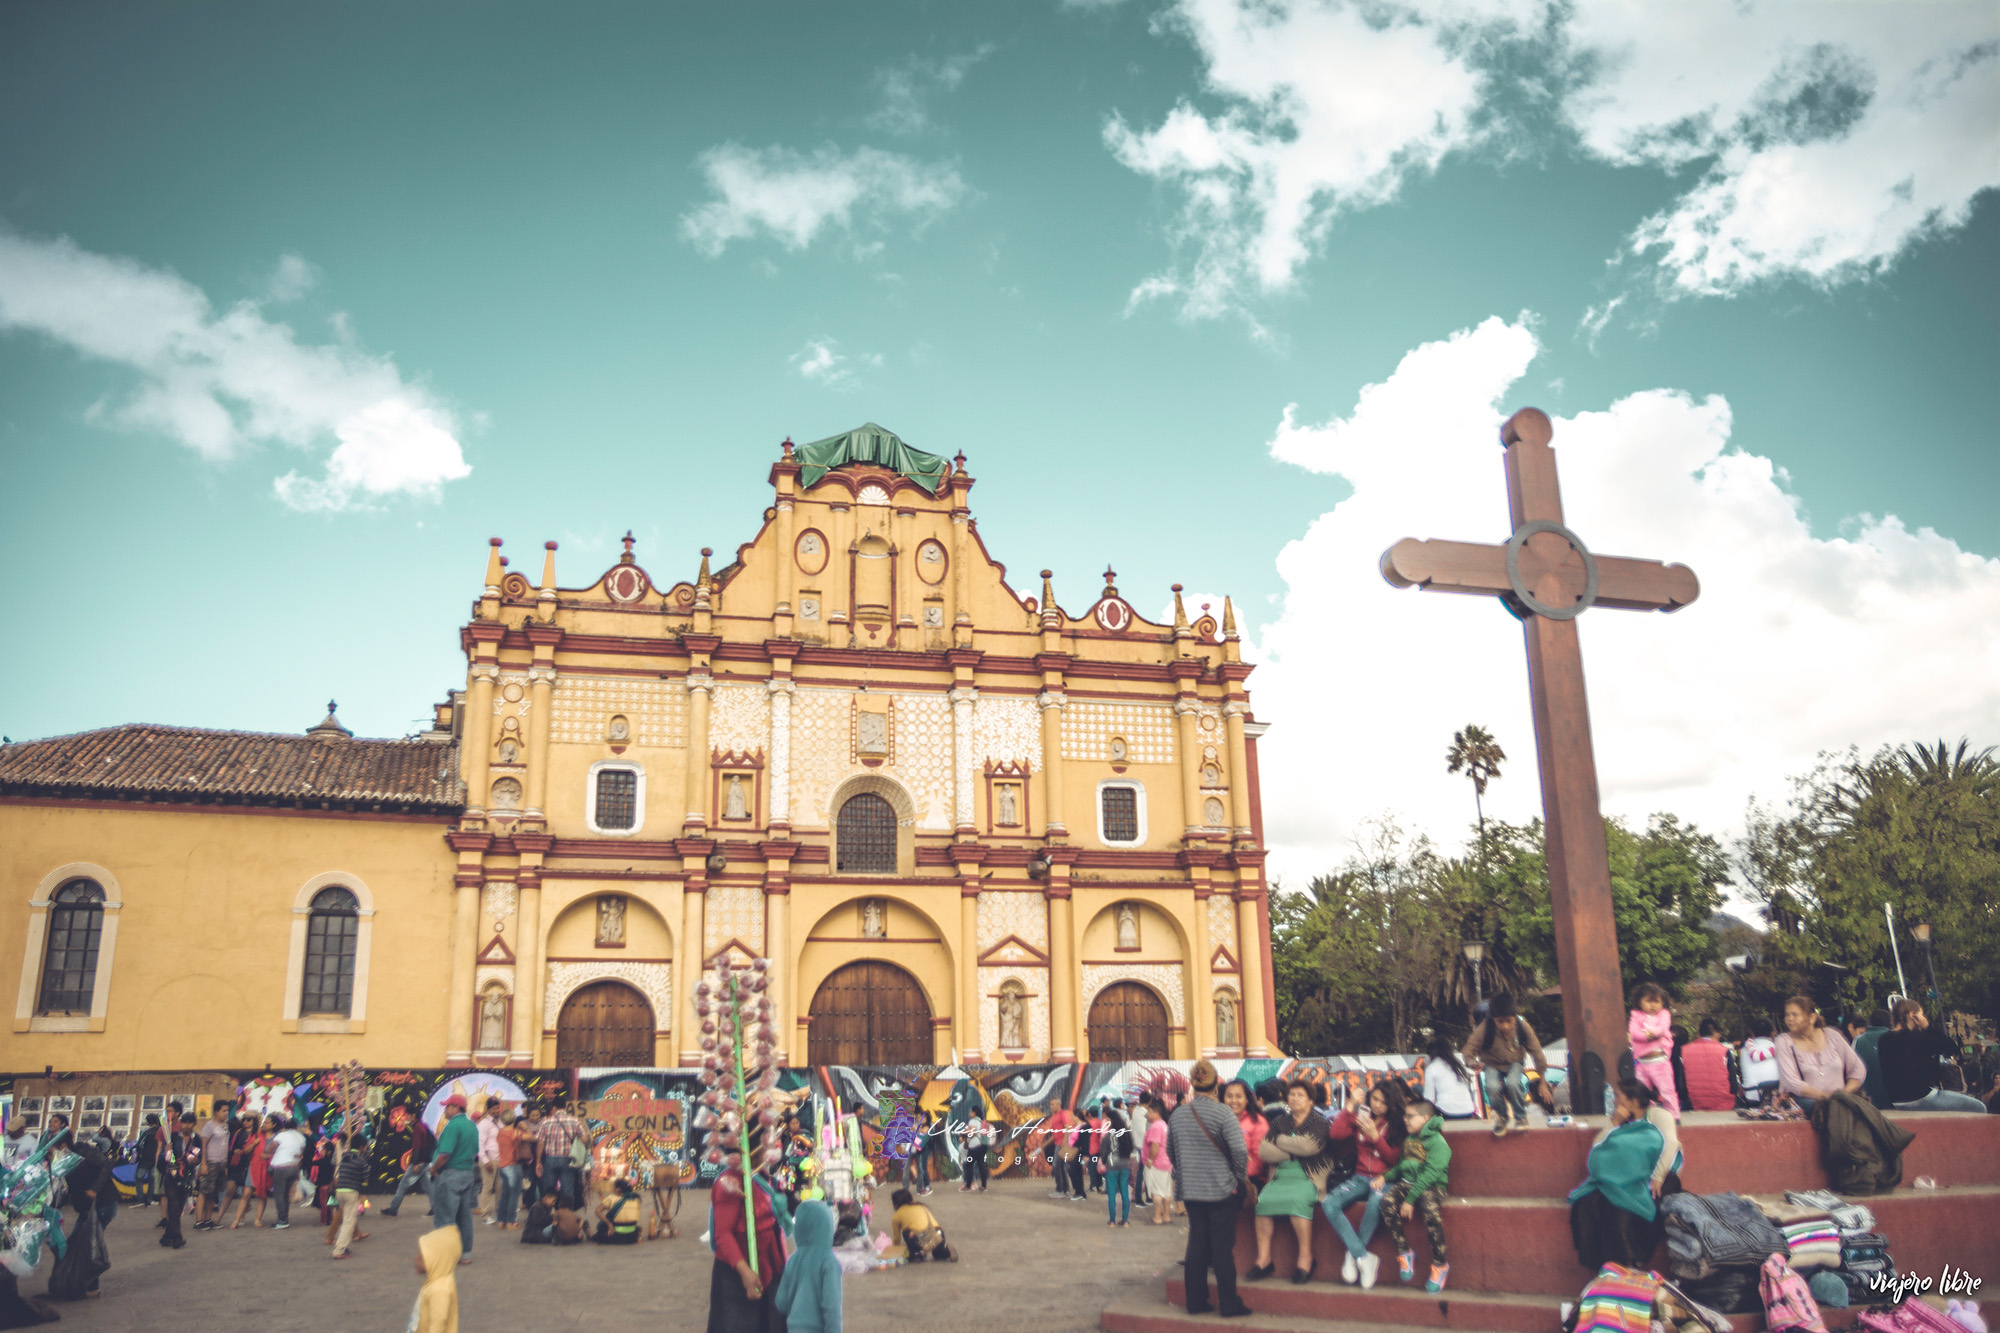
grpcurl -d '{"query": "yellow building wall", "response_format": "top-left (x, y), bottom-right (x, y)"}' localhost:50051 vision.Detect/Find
top-left (0, 801), bottom-right (455, 1072)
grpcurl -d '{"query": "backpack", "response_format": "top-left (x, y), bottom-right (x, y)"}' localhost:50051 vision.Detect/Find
top-left (1759, 1253), bottom-right (1828, 1333)
top-left (1858, 1301), bottom-right (1973, 1333)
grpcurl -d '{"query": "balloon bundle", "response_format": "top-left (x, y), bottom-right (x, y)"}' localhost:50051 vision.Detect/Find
top-left (691, 957), bottom-right (781, 1208)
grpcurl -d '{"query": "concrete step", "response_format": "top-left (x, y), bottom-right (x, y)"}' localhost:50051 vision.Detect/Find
top-left (1434, 1111), bottom-right (1999, 1199)
top-left (1227, 1184), bottom-right (2000, 1298)
top-left (1149, 1280), bottom-right (1772, 1333)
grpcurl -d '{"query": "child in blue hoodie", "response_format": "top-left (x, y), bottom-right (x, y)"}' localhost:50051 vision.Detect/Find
top-left (773, 1198), bottom-right (842, 1333)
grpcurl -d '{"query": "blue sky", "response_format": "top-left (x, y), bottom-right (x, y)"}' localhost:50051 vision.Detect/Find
top-left (3, 1), bottom-right (1996, 878)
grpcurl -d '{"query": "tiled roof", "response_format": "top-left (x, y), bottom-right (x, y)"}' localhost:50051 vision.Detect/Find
top-left (0, 724), bottom-right (464, 813)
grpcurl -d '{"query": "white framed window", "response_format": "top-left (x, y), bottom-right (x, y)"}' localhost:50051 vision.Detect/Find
top-left (15, 863), bottom-right (124, 1035)
top-left (282, 872), bottom-right (376, 1034)
top-left (587, 760), bottom-right (646, 835)
top-left (1096, 780), bottom-right (1147, 847)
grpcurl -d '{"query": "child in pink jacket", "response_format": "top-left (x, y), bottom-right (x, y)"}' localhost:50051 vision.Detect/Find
top-left (1628, 983), bottom-right (1680, 1115)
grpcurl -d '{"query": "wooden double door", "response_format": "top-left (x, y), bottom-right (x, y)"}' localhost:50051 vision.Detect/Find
top-left (806, 961), bottom-right (933, 1066)
top-left (1087, 981), bottom-right (1170, 1061)
top-left (555, 980), bottom-right (655, 1068)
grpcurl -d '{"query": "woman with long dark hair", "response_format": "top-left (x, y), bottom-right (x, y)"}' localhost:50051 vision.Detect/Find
top-left (1249, 1081), bottom-right (1336, 1285)
top-left (1568, 1076), bottom-right (1683, 1269)
top-left (1321, 1078), bottom-right (1409, 1288)
top-left (1422, 1038), bottom-right (1480, 1119)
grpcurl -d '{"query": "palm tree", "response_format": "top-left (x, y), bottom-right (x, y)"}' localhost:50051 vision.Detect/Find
top-left (1446, 725), bottom-right (1506, 843)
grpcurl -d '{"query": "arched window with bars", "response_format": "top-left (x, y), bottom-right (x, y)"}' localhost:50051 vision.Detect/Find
top-left (38, 879), bottom-right (105, 1015)
top-left (836, 792), bottom-right (897, 873)
top-left (301, 887), bottom-right (360, 1016)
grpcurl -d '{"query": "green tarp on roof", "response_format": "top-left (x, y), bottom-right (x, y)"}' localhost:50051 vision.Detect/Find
top-left (795, 422), bottom-right (949, 495)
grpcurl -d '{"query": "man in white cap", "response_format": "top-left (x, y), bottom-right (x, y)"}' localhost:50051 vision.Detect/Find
top-left (1, 1118), bottom-right (34, 1173)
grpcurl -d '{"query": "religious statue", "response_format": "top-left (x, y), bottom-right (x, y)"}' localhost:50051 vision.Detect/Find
top-left (1215, 992), bottom-right (1238, 1048)
top-left (997, 783), bottom-right (1018, 826)
top-left (597, 895), bottom-right (626, 946)
top-left (478, 987), bottom-right (508, 1051)
top-left (1108, 736), bottom-right (1128, 763)
top-left (1204, 796), bottom-right (1227, 826)
top-left (497, 737), bottom-right (520, 764)
top-left (857, 711), bottom-right (888, 756)
top-left (998, 985), bottom-right (1026, 1048)
top-left (861, 899), bottom-right (886, 938)
top-left (724, 774), bottom-right (748, 820)
top-left (607, 715), bottom-right (630, 742)
top-left (489, 776), bottom-right (522, 810)
top-left (1115, 903), bottom-right (1139, 950)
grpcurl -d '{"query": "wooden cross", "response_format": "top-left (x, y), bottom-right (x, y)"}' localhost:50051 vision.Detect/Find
top-left (1380, 407), bottom-right (1699, 1118)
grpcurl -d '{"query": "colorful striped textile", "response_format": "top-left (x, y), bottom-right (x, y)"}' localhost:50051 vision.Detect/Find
top-left (1575, 1262), bottom-right (1661, 1333)
top-left (1778, 1211), bottom-right (1842, 1270)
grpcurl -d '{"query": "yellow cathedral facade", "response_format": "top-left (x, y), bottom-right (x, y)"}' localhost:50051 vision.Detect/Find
top-left (1, 427), bottom-right (1276, 1074)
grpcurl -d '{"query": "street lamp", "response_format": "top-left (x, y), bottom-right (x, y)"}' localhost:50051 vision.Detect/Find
top-left (1913, 922), bottom-right (1938, 1009)
top-left (1462, 939), bottom-right (1487, 1006)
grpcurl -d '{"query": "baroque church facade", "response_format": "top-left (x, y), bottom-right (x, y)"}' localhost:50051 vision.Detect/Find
top-left (1, 427), bottom-right (1276, 1073)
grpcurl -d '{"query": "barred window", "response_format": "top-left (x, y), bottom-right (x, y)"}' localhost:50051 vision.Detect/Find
top-left (595, 768), bottom-right (638, 830)
top-left (39, 879), bottom-right (104, 1014)
top-left (301, 887), bottom-right (359, 1016)
top-left (1100, 786), bottom-right (1139, 843)
top-left (836, 793), bottom-right (897, 873)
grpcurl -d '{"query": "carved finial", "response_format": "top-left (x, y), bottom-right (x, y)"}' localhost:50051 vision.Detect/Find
top-left (781, 436), bottom-right (795, 459)
top-left (1171, 583), bottom-right (1191, 633)
top-left (1103, 565), bottom-right (1117, 591)
top-left (953, 450), bottom-right (967, 475)
top-left (698, 546), bottom-right (713, 587)
top-left (1222, 596), bottom-right (1238, 638)
top-left (619, 531), bottom-right (635, 565)
top-left (482, 537), bottom-right (504, 593)
top-left (1040, 569), bottom-right (1056, 613)
top-left (307, 700), bottom-right (352, 740)
top-left (328, 698), bottom-right (337, 715)
top-left (539, 542), bottom-right (558, 594)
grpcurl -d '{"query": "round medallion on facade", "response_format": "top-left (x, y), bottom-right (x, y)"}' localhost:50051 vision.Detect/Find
top-left (915, 539), bottom-right (948, 584)
top-left (502, 682), bottom-right (524, 703)
top-left (605, 564), bottom-right (649, 603)
top-left (1095, 598), bottom-right (1133, 632)
top-left (857, 483), bottom-right (890, 505)
top-left (796, 529), bottom-right (829, 576)
top-left (501, 572), bottom-right (531, 599)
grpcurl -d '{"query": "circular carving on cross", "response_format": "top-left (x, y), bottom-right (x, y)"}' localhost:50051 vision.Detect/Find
top-left (1506, 519), bottom-right (1599, 620)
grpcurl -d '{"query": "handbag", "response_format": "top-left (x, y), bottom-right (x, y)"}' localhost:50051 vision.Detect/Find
top-left (569, 1135), bottom-right (591, 1169)
top-left (1188, 1102), bottom-right (1256, 1206)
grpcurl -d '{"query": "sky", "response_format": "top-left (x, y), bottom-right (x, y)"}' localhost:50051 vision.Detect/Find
top-left (2, 0), bottom-right (1996, 888)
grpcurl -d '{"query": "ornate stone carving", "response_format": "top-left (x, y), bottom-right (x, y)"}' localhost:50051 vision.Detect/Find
top-left (596, 895), bottom-right (626, 946)
top-left (978, 965), bottom-right (1049, 1056)
top-left (977, 890), bottom-right (1049, 951)
top-left (545, 961), bottom-right (672, 1029)
top-left (1207, 895), bottom-right (1238, 960)
top-left (482, 881), bottom-right (517, 926)
top-left (703, 884), bottom-right (764, 956)
top-left (710, 683), bottom-right (771, 754)
top-left (551, 677), bottom-right (686, 747)
top-left (489, 777), bottom-right (523, 810)
top-left (1081, 963), bottom-right (1185, 1028)
top-left (1115, 903), bottom-right (1140, 949)
top-left (972, 696), bottom-right (1040, 766)
top-left (1062, 701), bottom-right (1175, 763)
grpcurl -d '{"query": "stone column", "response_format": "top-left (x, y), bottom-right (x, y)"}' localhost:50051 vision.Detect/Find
top-left (949, 685), bottom-right (977, 833)
top-left (463, 662), bottom-right (500, 817)
top-left (1037, 690), bottom-right (1067, 836)
top-left (1174, 695), bottom-right (1204, 835)
top-left (524, 664), bottom-right (556, 820)
top-left (958, 888), bottom-right (983, 1062)
top-left (767, 678), bottom-right (794, 828)
top-left (684, 673), bottom-right (713, 829)
top-left (679, 877), bottom-right (707, 1066)
top-left (1223, 702), bottom-right (1253, 837)
top-left (1046, 864), bottom-right (1079, 1060)
top-left (1191, 888), bottom-right (1216, 1057)
top-left (446, 868), bottom-right (482, 1065)
top-left (513, 869), bottom-right (543, 1064)
top-left (1236, 891), bottom-right (1269, 1057)
top-left (762, 841), bottom-right (797, 1065)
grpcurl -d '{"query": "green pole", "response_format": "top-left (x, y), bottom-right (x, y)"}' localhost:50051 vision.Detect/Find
top-left (732, 969), bottom-right (757, 1281)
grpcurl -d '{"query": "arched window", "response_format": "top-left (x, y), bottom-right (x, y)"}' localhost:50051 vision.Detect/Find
top-left (301, 887), bottom-right (359, 1016)
top-left (38, 879), bottom-right (105, 1014)
top-left (836, 792), bottom-right (897, 873)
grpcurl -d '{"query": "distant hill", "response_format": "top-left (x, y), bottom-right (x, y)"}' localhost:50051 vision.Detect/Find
top-left (1706, 911), bottom-right (1760, 935)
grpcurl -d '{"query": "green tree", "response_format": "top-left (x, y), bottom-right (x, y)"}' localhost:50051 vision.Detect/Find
top-left (1446, 724), bottom-right (1506, 844)
top-left (1739, 739), bottom-right (2000, 1018)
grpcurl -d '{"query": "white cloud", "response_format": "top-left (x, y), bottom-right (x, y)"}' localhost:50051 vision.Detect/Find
top-left (789, 337), bottom-right (882, 390)
top-left (868, 48), bottom-right (994, 136)
top-left (0, 229), bottom-right (470, 511)
top-left (1566, 3), bottom-right (2000, 297)
top-left (266, 253), bottom-right (319, 303)
top-left (1110, 0), bottom-right (1999, 320)
top-left (680, 144), bottom-right (967, 257)
top-left (1251, 315), bottom-right (2000, 888)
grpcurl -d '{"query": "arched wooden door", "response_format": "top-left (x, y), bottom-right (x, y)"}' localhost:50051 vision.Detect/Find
top-left (555, 980), bottom-right (654, 1068)
top-left (807, 961), bottom-right (932, 1066)
top-left (1087, 981), bottom-right (1169, 1061)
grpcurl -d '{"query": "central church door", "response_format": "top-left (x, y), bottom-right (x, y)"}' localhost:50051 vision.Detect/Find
top-left (1087, 982), bottom-right (1169, 1061)
top-left (807, 961), bottom-right (932, 1066)
top-left (555, 980), bottom-right (654, 1067)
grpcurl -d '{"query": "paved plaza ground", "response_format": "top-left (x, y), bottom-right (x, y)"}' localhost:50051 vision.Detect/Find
top-left (23, 1177), bottom-right (1185, 1331)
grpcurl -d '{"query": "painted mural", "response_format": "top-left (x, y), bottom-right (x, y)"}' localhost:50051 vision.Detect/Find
top-left (2, 1055), bottom-right (1447, 1194)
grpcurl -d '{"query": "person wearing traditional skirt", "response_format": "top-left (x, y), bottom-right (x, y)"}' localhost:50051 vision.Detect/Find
top-left (1250, 1081), bottom-right (1337, 1284)
top-left (1568, 1077), bottom-right (1682, 1271)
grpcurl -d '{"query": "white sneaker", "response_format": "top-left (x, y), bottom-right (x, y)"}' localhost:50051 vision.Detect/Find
top-left (1357, 1253), bottom-right (1380, 1289)
top-left (1341, 1252), bottom-right (1358, 1284)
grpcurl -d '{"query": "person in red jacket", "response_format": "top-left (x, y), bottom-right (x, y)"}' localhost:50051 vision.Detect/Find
top-left (1681, 1018), bottom-right (1736, 1111)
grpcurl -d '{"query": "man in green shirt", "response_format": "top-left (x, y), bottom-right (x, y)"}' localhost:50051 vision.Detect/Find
top-left (429, 1095), bottom-right (480, 1260)
top-left (1851, 1009), bottom-right (1892, 1106)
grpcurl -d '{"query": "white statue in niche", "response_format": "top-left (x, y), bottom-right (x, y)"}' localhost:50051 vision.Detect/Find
top-left (478, 986), bottom-right (508, 1051)
top-left (920, 542), bottom-right (943, 564)
top-left (1216, 991), bottom-right (1239, 1047)
top-left (997, 784), bottom-right (1019, 826)
top-left (724, 774), bottom-right (748, 820)
top-left (857, 711), bottom-right (888, 755)
top-left (800, 532), bottom-right (822, 556)
top-left (1201, 762), bottom-right (1219, 786)
top-left (1108, 736), bottom-right (1128, 763)
top-left (998, 983), bottom-right (1027, 1048)
top-left (1116, 903), bottom-right (1139, 949)
top-left (922, 605), bottom-right (943, 628)
top-left (498, 737), bottom-right (520, 765)
top-left (1204, 797), bottom-right (1227, 826)
top-left (861, 898), bottom-right (886, 938)
top-left (489, 777), bottom-right (523, 810)
top-left (799, 597), bottom-right (820, 621)
top-left (597, 895), bottom-right (627, 946)
top-left (607, 715), bottom-right (630, 742)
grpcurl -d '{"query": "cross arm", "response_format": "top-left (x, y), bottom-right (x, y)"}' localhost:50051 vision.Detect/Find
top-left (1380, 537), bottom-right (1700, 612)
